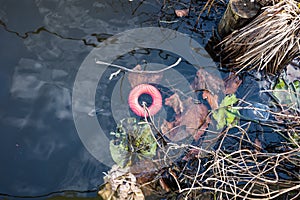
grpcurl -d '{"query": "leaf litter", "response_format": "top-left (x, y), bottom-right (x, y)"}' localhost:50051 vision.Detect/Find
top-left (104, 63), bottom-right (244, 199)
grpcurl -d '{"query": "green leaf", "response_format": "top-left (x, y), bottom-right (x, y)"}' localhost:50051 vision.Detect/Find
top-left (220, 94), bottom-right (239, 107)
top-left (274, 79), bottom-right (286, 90)
top-left (213, 94), bottom-right (239, 130)
top-left (109, 140), bottom-right (131, 168)
top-left (136, 124), bottom-right (157, 157)
top-left (273, 78), bottom-right (300, 109)
top-left (213, 109), bottom-right (226, 130)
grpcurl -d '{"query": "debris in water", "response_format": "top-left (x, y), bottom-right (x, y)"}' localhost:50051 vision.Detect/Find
top-left (127, 64), bottom-right (163, 88)
top-left (98, 164), bottom-right (145, 200)
top-left (161, 94), bottom-right (210, 141)
top-left (175, 9), bottom-right (189, 17)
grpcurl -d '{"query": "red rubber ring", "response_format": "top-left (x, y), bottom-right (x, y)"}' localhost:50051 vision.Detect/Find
top-left (128, 84), bottom-right (162, 117)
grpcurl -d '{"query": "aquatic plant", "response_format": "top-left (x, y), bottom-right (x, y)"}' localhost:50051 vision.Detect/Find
top-left (102, 83), bottom-right (300, 200)
top-left (273, 78), bottom-right (300, 111)
top-left (109, 118), bottom-right (157, 168)
top-left (268, 69), bottom-right (300, 148)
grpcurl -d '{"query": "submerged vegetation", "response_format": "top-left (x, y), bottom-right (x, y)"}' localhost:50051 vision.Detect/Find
top-left (109, 118), bottom-right (157, 168)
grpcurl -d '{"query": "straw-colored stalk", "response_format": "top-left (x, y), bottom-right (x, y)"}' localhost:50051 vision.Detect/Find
top-left (139, 98), bottom-right (300, 199)
top-left (155, 123), bottom-right (300, 199)
top-left (220, 0), bottom-right (300, 74)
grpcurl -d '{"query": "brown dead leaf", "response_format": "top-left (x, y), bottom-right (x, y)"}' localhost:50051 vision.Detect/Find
top-left (161, 95), bottom-right (210, 142)
top-left (175, 9), bottom-right (189, 17)
top-left (202, 90), bottom-right (219, 110)
top-left (192, 68), bottom-right (224, 109)
top-left (130, 159), bottom-right (158, 185)
top-left (192, 69), bottom-right (242, 109)
top-left (182, 148), bottom-right (202, 161)
top-left (165, 93), bottom-right (183, 114)
top-left (128, 64), bottom-right (163, 88)
top-left (181, 98), bottom-right (210, 141)
top-left (192, 68), bottom-right (224, 95)
top-left (161, 118), bottom-right (187, 142)
top-left (254, 138), bottom-right (262, 152)
top-left (224, 74), bottom-right (242, 95)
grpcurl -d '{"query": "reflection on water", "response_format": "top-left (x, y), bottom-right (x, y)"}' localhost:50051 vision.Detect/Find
top-left (0, 0), bottom-right (220, 198)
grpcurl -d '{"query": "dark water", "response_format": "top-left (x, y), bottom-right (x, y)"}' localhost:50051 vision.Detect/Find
top-left (0, 0), bottom-right (225, 199)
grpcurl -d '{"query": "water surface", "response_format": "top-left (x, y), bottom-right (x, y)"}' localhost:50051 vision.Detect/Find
top-left (0, 0), bottom-right (222, 198)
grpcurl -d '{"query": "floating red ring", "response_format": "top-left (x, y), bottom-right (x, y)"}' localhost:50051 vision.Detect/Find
top-left (128, 84), bottom-right (162, 117)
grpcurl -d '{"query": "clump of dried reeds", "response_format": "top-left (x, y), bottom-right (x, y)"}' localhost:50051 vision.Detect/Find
top-left (256, 0), bottom-right (281, 7)
top-left (220, 0), bottom-right (300, 74)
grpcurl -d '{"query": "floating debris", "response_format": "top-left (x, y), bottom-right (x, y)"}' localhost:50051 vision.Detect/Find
top-left (175, 9), bottom-right (189, 17)
top-left (98, 165), bottom-right (145, 200)
top-left (161, 95), bottom-right (210, 141)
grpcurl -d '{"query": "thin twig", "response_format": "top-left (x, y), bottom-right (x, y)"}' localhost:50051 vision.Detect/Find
top-left (96, 57), bottom-right (182, 74)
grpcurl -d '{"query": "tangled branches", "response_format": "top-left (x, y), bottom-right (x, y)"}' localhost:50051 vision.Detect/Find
top-left (140, 98), bottom-right (300, 199)
top-left (158, 124), bottom-right (300, 199)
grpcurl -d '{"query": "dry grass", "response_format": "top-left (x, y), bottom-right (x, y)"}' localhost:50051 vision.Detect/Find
top-left (219, 0), bottom-right (300, 74)
top-left (167, 147), bottom-right (300, 199)
top-left (139, 98), bottom-right (300, 200)
top-left (194, 0), bottom-right (226, 26)
top-left (154, 126), bottom-right (299, 198)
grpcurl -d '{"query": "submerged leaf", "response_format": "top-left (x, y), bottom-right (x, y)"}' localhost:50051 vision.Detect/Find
top-left (202, 90), bottom-right (219, 110)
top-left (110, 140), bottom-right (131, 168)
top-left (192, 69), bottom-right (241, 109)
top-left (164, 93), bottom-right (183, 114)
top-left (161, 95), bottom-right (210, 141)
top-left (127, 64), bottom-right (163, 88)
top-left (192, 68), bottom-right (224, 98)
top-left (224, 74), bottom-right (242, 95)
